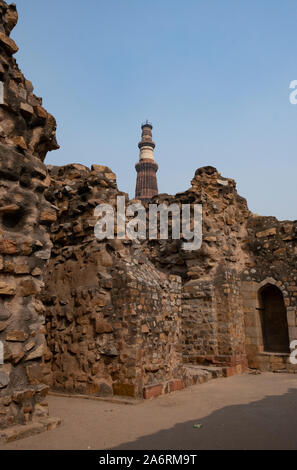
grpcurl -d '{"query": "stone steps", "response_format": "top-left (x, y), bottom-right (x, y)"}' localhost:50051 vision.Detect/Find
top-left (182, 364), bottom-right (224, 388)
top-left (0, 417), bottom-right (61, 444)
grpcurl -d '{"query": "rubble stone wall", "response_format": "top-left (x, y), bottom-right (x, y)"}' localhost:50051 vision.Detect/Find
top-left (0, 0), bottom-right (58, 429)
top-left (111, 263), bottom-right (182, 397)
top-left (144, 166), bottom-right (250, 371)
top-left (43, 164), bottom-right (183, 398)
top-left (1, 0), bottom-right (297, 437)
top-left (242, 216), bottom-right (297, 372)
top-left (182, 280), bottom-right (218, 361)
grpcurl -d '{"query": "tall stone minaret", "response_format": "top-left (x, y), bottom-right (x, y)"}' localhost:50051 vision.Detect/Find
top-left (135, 121), bottom-right (159, 202)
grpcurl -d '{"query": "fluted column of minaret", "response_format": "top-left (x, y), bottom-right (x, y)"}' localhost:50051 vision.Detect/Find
top-left (135, 122), bottom-right (159, 202)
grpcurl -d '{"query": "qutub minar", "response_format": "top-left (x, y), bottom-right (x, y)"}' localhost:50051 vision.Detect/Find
top-left (135, 121), bottom-right (159, 202)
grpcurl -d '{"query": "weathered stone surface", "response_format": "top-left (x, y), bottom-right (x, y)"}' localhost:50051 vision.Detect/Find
top-left (0, 0), bottom-right (296, 440)
top-left (20, 279), bottom-right (39, 296)
top-left (9, 344), bottom-right (25, 365)
top-left (40, 209), bottom-right (57, 223)
top-left (12, 136), bottom-right (27, 150)
top-left (0, 372), bottom-right (9, 389)
top-left (0, 204), bottom-right (19, 214)
top-left (25, 344), bottom-right (44, 361)
top-left (0, 31), bottom-right (18, 55)
top-left (256, 227), bottom-right (277, 238)
top-left (34, 106), bottom-right (47, 119)
top-left (41, 163), bottom-right (184, 397)
top-left (95, 318), bottom-right (113, 334)
top-left (112, 383), bottom-right (136, 397)
top-left (20, 102), bottom-right (34, 116)
top-left (0, 417), bottom-right (61, 444)
top-left (0, 0), bottom-right (58, 433)
top-left (0, 241), bottom-right (17, 255)
top-left (6, 331), bottom-right (28, 342)
top-left (4, 5), bottom-right (18, 32)
top-left (0, 281), bottom-right (16, 296)
top-left (26, 364), bottom-right (46, 385)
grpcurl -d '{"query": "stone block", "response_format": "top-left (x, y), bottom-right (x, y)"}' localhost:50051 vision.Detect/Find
top-left (169, 379), bottom-right (183, 392)
top-left (0, 32), bottom-right (18, 55)
top-left (6, 330), bottom-right (28, 342)
top-left (112, 383), bottom-right (136, 398)
top-left (0, 280), bottom-right (16, 296)
top-left (20, 102), bottom-right (34, 116)
top-left (143, 384), bottom-right (164, 399)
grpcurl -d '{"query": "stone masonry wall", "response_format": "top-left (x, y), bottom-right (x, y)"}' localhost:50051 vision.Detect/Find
top-left (241, 215), bottom-right (297, 372)
top-left (43, 164), bottom-right (183, 398)
top-left (0, 1), bottom-right (58, 430)
top-left (111, 262), bottom-right (182, 397)
top-left (1, 1), bottom-right (297, 437)
top-left (144, 166), bottom-right (250, 371)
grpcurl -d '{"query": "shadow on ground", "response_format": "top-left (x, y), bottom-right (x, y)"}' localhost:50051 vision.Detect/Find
top-left (113, 388), bottom-right (297, 450)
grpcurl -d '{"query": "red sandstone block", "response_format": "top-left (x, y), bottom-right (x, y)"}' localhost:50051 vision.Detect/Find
top-left (143, 384), bottom-right (163, 399)
top-left (223, 362), bottom-right (247, 377)
top-left (169, 379), bottom-right (183, 392)
top-left (241, 359), bottom-right (248, 372)
top-left (113, 383), bottom-right (136, 397)
top-left (223, 366), bottom-right (237, 377)
top-left (236, 364), bottom-right (243, 375)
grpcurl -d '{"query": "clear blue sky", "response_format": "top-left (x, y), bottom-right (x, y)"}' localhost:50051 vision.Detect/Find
top-left (13, 0), bottom-right (297, 220)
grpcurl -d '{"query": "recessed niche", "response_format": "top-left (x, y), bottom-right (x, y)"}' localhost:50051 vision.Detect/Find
top-left (2, 206), bottom-right (26, 230)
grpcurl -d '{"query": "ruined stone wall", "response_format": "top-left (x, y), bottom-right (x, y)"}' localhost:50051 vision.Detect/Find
top-left (241, 216), bottom-right (297, 372)
top-left (0, 1), bottom-right (58, 429)
top-left (182, 280), bottom-right (218, 362)
top-left (0, 0), bottom-right (296, 441)
top-left (144, 166), bottom-right (250, 371)
top-left (149, 167), bottom-right (297, 374)
top-left (40, 163), bottom-right (297, 386)
top-left (43, 164), bottom-right (183, 398)
top-left (111, 262), bottom-right (182, 397)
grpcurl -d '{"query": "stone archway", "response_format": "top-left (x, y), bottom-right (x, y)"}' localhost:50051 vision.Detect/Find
top-left (241, 278), bottom-right (294, 371)
top-left (258, 284), bottom-right (290, 353)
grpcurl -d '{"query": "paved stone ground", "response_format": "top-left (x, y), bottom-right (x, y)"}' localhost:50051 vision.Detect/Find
top-left (1, 372), bottom-right (297, 450)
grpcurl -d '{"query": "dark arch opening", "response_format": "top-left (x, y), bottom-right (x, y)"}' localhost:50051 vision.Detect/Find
top-left (259, 284), bottom-right (290, 353)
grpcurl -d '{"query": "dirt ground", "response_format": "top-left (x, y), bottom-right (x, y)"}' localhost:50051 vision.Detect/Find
top-left (1, 372), bottom-right (297, 450)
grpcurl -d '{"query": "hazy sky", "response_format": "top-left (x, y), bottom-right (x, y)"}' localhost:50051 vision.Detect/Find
top-left (13, 0), bottom-right (297, 220)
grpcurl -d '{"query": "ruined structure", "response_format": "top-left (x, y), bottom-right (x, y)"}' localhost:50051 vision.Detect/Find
top-left (0, 0), bottom-right (60, 439)
top-left (43, 164), bottom-right (183, 398)
top-left (0, 0), bottom-right (297, 442)
top-left (135, 122), bottom-right (158, 202)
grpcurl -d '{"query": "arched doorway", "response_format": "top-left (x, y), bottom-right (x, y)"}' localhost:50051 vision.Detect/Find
top-left (259, 284), bottom-right (290, 353)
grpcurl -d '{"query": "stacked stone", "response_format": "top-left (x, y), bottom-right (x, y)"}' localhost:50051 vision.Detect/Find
top-left (43, 164), bottom-right (183, 398)
top-left (45, 164), bottom-right (297, 379)
top-left (0, 1), bottom-right (59, 430)
top-left (2, 0), bottom-right (297, 429)
top-left (145, 166), bottom-right (250, 371)
top-left (43, 163), bottom-right (124, 395)
top-left (242, 216), bottom-right (297, 372)
top-left (112, 263), bottom-right (182, 397)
